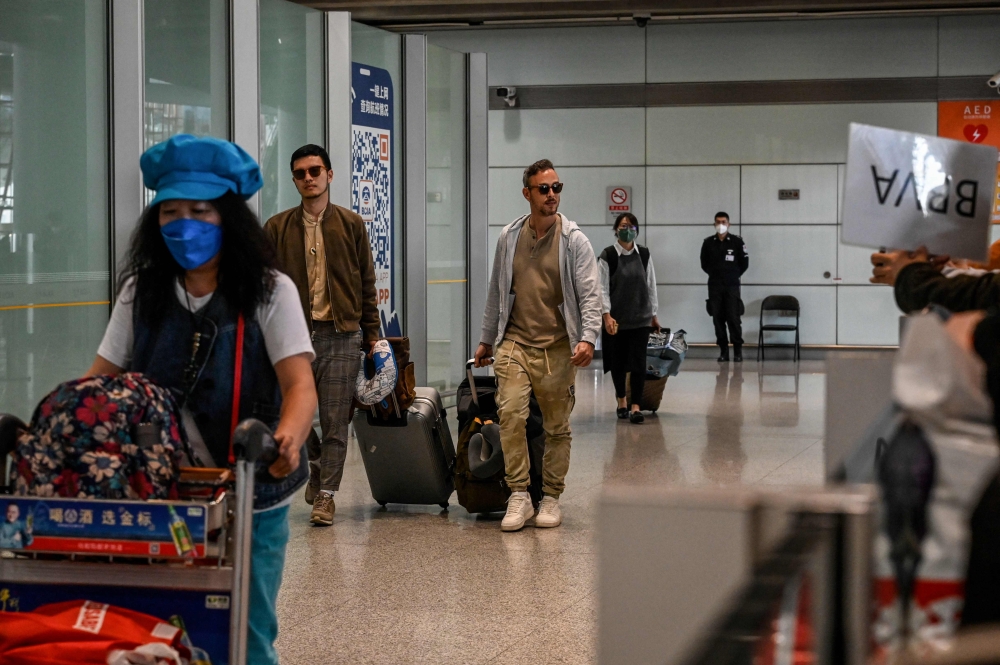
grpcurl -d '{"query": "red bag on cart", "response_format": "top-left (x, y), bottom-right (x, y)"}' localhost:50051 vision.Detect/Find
top-left (0, 600), bottom-right (190, 664)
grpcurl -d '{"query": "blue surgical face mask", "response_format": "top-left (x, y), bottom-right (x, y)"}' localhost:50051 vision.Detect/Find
top-left (160, 218), bottom-right (223, 270)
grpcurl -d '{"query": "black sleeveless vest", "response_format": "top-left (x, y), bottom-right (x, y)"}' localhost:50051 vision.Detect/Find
top-left (130, 288), bottom-right (307, 509)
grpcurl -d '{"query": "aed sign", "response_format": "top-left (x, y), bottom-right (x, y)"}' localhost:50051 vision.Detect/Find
top-left (607, 186), bottom-right (632, 225)
top-left (842, 122), bottom-right (999, 261)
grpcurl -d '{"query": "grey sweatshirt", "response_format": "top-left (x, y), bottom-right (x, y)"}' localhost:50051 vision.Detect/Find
top-left (480, 213), bottom-right (603, 351)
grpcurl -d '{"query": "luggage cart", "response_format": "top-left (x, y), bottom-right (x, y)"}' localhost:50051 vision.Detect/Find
top-left (0, 414), bottom-right (275, 665)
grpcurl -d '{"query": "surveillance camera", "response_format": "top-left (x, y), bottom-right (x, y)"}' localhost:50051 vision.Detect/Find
top-left (496, 86), bottom-right (517, 108)
top-left (989, 71), bottom-right (1000, 91)
top-left (633, 13), bottom-right (650, 28)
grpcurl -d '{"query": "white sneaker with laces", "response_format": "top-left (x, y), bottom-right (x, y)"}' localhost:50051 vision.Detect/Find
top-left (501, 492), bottom-right (535, 532)
top-left (534, 495), bottom-right (562, 528)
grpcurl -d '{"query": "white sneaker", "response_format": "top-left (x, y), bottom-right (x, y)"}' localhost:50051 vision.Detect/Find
top-left (534, 496), bottom-right (562, 528)
top-left (501, 492), bottom-right (535, 532)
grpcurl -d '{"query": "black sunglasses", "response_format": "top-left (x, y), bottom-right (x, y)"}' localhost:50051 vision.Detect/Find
top-left (529, 182), bottom-right (564, 195)
top-left (292, 166), bottom-right (326, 181)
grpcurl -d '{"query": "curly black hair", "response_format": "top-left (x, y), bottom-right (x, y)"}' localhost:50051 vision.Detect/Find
top-left (117, 191), bottom-right (278, 325)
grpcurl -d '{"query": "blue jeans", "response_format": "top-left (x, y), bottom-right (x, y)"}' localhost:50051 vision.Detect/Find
top-left (248, 505), bottom-right (290, 664)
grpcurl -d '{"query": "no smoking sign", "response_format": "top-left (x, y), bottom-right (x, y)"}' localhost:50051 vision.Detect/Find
top-left (606, 185), bottom-right (632, 225)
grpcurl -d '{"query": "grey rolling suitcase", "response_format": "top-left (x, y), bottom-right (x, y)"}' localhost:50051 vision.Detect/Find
top-left (353, 387), bottom-right (456, 508)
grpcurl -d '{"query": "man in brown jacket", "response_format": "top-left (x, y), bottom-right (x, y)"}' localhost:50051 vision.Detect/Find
top-left (264, 144), bottom-right (379, 526)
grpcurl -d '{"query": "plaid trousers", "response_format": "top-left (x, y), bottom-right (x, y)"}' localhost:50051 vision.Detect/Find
top-left (307, 326), bottom-right (362, 492)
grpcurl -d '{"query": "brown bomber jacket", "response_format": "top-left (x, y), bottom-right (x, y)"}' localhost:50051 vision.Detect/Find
top-left (264, 203), bottom-right (380, 344)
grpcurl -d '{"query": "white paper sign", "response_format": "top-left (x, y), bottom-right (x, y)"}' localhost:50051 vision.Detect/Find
top-left (842, 123), bottom-right (998, 261)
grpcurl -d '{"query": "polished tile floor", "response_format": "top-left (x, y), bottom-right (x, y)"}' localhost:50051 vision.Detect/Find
top-left (275, 359), bottom-right (827, 664)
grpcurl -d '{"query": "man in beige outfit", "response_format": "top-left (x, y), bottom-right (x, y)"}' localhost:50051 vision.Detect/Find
top-left (474, 159), bottom-right (603, 532)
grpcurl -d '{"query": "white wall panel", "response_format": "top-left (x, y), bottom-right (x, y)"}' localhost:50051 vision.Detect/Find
top-left (488, 166), bottom-right (645, 228)
top-left (743, 285), bottom-right (837, 345)
top-left (488, 169), bottom-right (529, 227)
top-left (939, 15), bottom-right (1000, 76)
top-left (646, 166), bottom-right (740, 225)
top-left (646, 226), bottom-right (713, 285)
top-left (741, 226), bottom-right (837, 285)
top-left (656, 285), bottom-right (835, 345)
top-left (837, 164), bottom-right (845, 223)
top-left (741, 165), bottom-right (838, 225)
top-left (578, 225), bottom-right (616, 257)
top-left (837, 286), bottom-right (900, 346)
top-left (427, 26), bottom-right (645, 86)
top-left (490, 108), bottom-right (645, 167)
top-left (487, 226), bottom-right (502, 278)
top-left (838, 236), bottom-right (879, 285)
top-left (990, 225), bottom-right (1000, 245)
top-left (656, 284), bottom-right (717, 343)
top-left (646, 103), bottom-right (937, 165)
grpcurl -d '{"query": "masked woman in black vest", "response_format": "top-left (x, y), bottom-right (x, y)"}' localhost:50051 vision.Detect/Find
top-left (599, 213), bottom-right (660, 424)
top-left (84, 135), bottom-right (317, 664)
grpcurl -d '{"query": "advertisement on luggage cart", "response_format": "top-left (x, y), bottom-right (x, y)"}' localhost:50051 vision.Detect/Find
top-left (352, 62), bottom-right (400, 337)
top-left (0, 585), bottom-right (229, 664)
top-left (0, 497), bottom-right (207, 558)
top-left (938, 101), bottom-right (1000, 223)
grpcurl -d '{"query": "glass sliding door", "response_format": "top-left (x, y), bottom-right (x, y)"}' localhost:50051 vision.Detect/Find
top-left (143, 0), bottom-right (229, 149)
top-left (259, 0), bottom-right (325, 222)
top-left (0, 0), bottom-right (109, 417)
top-left (425, 45), bottom-right (467, 393)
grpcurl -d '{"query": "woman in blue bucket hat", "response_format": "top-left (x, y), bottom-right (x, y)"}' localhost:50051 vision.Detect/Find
top-left (85, 134), bottom-right (318, 663)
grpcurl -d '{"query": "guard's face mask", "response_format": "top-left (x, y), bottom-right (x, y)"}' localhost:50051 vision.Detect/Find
top-left (160, 218), bottom-right (223, 270)
top-left (715, 223), bottom-right (729, 235)
top-left (617, 227), bottom-right (638, 243)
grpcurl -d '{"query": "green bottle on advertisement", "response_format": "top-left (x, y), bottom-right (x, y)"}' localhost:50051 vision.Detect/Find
top-left (166, 505), bottom-right (195, 558)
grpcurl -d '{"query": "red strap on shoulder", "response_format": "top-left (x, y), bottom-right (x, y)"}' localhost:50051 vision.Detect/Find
top-left (229, 313), bottom-right (245, 465)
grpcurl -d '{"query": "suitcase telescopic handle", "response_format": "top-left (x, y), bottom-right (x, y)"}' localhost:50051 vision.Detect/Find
top-left (466, 358), bottom-right (494, 407)
top-left (466, 360), bottom-right (479, 406)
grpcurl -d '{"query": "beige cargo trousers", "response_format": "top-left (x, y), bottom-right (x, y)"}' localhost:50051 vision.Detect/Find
top-left (493, 338), bottom-right (576, 498)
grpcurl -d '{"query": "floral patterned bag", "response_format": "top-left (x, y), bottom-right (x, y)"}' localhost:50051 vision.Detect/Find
top-left (10, 373), bottom-right (186, 500)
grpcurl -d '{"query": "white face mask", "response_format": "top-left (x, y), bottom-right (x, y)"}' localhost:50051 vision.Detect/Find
top-left (715, 223), bottom-right (729, 235)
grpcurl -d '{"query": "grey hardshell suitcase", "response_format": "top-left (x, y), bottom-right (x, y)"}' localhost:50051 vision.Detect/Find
top-left (353, 387), bottom-right (456, 508)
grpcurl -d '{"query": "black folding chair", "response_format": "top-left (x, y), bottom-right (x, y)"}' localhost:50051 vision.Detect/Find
top-left (757, 295), bottom-right (800, 361)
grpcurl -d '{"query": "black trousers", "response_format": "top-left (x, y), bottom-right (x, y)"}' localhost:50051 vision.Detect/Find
top-left (708, 285), bottom-right (743, 349)
top-left (610, 326), bottom-right (651, 403)
top-left (962, 469), bottom-right (1000, 627)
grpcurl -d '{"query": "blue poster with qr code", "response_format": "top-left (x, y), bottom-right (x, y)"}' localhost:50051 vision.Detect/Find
top-left (352, 63), bottom-right (400, 337)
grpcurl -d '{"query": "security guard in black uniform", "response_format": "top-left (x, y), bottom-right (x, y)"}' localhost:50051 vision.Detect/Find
top-left (700, 212), bottom-right (749, 362)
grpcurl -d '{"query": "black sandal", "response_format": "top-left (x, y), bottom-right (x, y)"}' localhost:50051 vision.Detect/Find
top-left (617, 407), bottom-right (629, 419)
top-left (629, 411), bottom-right (645, 424)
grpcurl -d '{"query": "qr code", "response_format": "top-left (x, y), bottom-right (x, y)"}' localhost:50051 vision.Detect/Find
top-left (352, 127), bottom-right (391, 272)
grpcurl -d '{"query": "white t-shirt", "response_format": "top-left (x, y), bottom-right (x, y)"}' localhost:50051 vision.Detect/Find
top-left (98, 271), bottom-right (315, 369)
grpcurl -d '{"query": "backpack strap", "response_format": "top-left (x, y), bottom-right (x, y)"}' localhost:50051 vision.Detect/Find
top-left (639, 246), bottom-right (650, 271)
top-left (228, 312), bottom-right (245, 465)
top-left (600, 246), bottom-right (619, 276)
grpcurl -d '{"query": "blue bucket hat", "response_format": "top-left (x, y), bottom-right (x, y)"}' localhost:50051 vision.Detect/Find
top-left (140, 134), bottom-right (263, 206)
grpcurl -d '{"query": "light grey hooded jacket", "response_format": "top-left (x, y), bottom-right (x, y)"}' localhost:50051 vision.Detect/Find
top-left (480, 213), bottom-right (603, 351)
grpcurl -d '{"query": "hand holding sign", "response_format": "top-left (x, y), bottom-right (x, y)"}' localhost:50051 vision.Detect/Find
top-left (842, 123), bottom-right (999, 262)
top-left (869, 246), bottom-right (950, 286)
